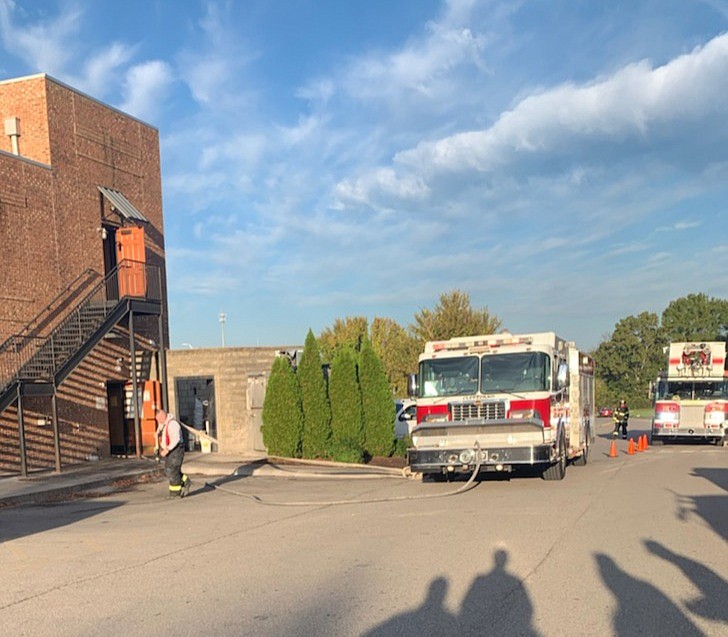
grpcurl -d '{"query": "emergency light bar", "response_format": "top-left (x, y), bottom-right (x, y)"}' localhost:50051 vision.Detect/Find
top-left (429, 334), bottom-right (535, 353)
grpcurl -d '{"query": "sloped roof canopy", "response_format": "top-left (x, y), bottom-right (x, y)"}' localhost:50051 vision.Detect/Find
top-left (98, 186), bottom-right (148, 223)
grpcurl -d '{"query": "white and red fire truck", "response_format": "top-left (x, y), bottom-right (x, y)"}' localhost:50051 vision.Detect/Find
top-left (407, 332), bottom-right (594, 480)
top-left (651, 341), bottom-right (728, 446)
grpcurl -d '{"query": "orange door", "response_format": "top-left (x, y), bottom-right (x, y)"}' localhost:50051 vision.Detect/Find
top-left (116, 226), bottom-right (147, 297)
top-left (141, 380), bottom-right (162, 452)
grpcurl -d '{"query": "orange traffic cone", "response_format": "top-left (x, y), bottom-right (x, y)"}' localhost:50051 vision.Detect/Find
top-left (627, 438), bottom-right (636, 455)
top-left (643, 434), bottom-right (649, 450)
top-left (637, 435), bottom-right (644, 452)
top-left (609, 440), bottom-right (618, 458)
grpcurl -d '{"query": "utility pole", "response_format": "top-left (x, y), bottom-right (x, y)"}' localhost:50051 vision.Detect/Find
top-left (219, 312), bottom-right (226, 347)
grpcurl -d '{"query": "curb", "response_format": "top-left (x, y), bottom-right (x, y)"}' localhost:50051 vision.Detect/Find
top-left (0, 467), bottom-right (163, 508)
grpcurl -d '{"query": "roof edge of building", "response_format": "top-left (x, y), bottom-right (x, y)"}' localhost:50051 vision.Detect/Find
top-left (0, 147), bottom-right (51, 169)
top-left (0, 72), bottom-right (159, 132)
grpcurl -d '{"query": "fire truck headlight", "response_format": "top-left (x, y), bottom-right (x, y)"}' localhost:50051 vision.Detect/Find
top-left (423, 413), bottom-right (449, 423)
top-left (510, 409), bottom-right (538, 421)
top-left (705, 405), bottom-right (726, 425)
top-left (459, 449), bottom-right (475, 464)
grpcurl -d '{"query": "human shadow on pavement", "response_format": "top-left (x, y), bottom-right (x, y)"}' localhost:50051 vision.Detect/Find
top-left (645, 540), bottom-right (728, 624)
top-left (361, 549), bottom-right (540, 637)
top-left (674, 467), bottom-right (728, 541)
top-left (459, 548), bottom-right (541, 637)
top-left (595, 553), bottom-right (706, 636)
top-left (360, 577), bottom-right (457, 637)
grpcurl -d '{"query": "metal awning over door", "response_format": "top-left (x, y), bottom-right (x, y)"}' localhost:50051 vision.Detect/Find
top-left (98, 186), bottom-right (149, 223)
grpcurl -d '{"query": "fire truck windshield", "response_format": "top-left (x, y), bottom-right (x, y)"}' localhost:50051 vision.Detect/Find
top-left (658, 380), bottom-right (728, 400)
top-left (418, 351), bottom-right (550, 398)
top-left (419, 356), bottom-right (479, 397)
top-left (481, 351), bottom-right (550, 394)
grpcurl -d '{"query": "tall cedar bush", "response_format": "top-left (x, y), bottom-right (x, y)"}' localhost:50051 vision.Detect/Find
top-left (261, 356), bottom-right (303, 457)
top-left (359, 337), bottom-right (395, 457)
top-left (328, 348), bottom-right (364, 462)
top-left (298, 329), bottom-right (332, 458)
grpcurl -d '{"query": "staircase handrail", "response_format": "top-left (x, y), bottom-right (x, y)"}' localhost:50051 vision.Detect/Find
top-left (0, 260), bottom-right (161, 394)
top-left (1, 269), bottom-right (101, 349)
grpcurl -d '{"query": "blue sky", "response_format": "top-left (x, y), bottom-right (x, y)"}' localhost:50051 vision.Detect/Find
top-left (1, 0), bottom-right (727, 351)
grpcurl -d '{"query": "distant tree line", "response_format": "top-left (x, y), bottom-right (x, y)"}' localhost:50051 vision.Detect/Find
top-left (592, 293), bottom-right (728, 408)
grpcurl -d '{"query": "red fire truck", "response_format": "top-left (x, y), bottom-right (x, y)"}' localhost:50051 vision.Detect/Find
top-left (651, 342), bottom-right (728, 446)
top-left (407, 332), bottom-right (595, 480)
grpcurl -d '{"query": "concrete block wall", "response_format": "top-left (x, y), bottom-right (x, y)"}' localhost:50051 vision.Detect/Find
top-left (166, 347), bottom-right (301, 454)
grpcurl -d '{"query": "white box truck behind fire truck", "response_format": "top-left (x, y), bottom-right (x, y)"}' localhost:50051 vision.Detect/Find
top-left (651, 341), bottom-right (728, 446)
top-left (407, 332), bottom-right (595, 480)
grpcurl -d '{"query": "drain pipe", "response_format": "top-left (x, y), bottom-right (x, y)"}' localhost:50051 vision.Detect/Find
top-left (4, 117), bottom-right (20, 155)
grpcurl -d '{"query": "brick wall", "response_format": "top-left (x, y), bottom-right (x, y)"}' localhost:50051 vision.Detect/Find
top-left (0, 74), bottom-right (168, 472)
top-left (166, 347), bottom-right (301, 453)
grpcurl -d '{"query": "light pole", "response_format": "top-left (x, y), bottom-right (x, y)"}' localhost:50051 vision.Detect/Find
top-left (219, 312), bottom-right (226, 347)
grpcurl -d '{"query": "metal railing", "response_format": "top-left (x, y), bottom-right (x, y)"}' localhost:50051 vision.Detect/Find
top-left (0, 261), bottom-right (161, 397)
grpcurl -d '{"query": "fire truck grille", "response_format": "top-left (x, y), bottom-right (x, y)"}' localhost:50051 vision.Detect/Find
top-left (679, 405), bottom-right (706, 428)
top-left (451, 401), bottom-right (506, 421)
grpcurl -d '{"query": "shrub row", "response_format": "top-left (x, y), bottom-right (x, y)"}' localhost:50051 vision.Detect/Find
top-left (261, 330), bottom-right (397, 462)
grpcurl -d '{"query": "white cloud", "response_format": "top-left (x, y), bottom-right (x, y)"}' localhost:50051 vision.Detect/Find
top-left (177, 3), bottom-right (258, 109)
top-left (82, 42), bottom-right (136, 96)
top-left (392, 33), bottom-right (728, 176)
top-left (0, 0), bottom-right (81, 76)
top-left (120, 60), bottom-right (174, 122)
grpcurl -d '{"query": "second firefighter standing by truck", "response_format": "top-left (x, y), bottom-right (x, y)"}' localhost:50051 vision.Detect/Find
top-left (156, 409), bottom-right (191, 498)
top-left (612, 399), bottom-right (630, 439)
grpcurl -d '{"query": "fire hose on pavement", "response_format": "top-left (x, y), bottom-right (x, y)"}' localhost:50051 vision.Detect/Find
top-left (204, 442), bottom-right (483, 507)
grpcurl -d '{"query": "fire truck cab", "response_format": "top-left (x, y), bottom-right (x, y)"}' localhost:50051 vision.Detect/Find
top-left (651, 342), bottom-right (728, 446)
top-left (407, 332), bottom-right (595, 481)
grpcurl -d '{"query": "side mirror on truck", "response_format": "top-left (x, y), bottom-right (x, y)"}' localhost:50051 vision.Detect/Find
top-left (556, 362), bottom-right (569, 389)
top-left (407, 373), bottom-right (419, 398)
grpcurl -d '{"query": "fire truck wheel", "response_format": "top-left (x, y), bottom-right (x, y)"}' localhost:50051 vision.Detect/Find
top-left (543, 434), bottom-right (567, 481)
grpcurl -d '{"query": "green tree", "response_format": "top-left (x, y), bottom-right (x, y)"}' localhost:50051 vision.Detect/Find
top-left (661, 293), bottom-right (728, 342)
top-left (318, 316), bottom-right (369, 362)
top-left (370, 317), bottom-right (420, 397)
top-left (328, 348), bottom-right (364, 462)
top-left (261, 355), bottom-right (303, 457)
top-left (298, 329), bottom-right (332, 459)
top-left (359, 337), bottom-right (395, 457)
top-left (410, 290), bottom-right (503, 343)
top-left (593, 312), bottom-right (664, 407)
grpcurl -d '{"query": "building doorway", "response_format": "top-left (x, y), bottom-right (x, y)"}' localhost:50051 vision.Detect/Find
top-left (175, 377), bottom-right (217, 451)
top-left (107, 381), bottom-right (128, 455)
top-left (247, 374), bottom-right (267, 452)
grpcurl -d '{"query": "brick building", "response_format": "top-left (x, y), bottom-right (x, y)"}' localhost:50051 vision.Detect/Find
top-left (0, 74), bottom-right (168, 475)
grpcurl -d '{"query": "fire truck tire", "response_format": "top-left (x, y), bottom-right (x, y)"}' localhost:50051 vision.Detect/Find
top-left (543, 434), bottom-right (567, 481)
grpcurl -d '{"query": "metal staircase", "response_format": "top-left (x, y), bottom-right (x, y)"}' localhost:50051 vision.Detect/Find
top-left (0, 260), bottom-right (163, 431)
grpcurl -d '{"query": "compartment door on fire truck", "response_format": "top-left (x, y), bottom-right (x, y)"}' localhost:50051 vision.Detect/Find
top-left (116, 226), bottom-right (147, 298)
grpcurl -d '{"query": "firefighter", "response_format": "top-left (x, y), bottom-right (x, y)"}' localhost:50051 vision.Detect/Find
top-left (156, 409), bottom-right (191, 498)
top-left (612, 399), bottom-right (630, 439)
